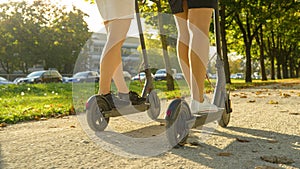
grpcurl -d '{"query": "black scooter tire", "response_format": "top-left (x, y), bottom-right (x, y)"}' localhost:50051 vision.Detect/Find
top-left (165, 99), bottom-right (193, 148)
top-left (86, 95), bottom-right (110, 131)
top-left (218, 93), bottom-right (231, 127)
top-left (146, 90), bottom-right (161, 120)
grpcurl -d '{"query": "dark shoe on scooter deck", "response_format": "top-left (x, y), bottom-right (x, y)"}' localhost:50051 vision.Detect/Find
top-left (102, 93), bottom-right (131, 109)
top-left (118, 91), bottom-right (146, 105)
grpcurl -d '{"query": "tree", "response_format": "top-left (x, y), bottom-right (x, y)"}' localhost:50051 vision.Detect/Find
top-left (219, 0), bottom-right (232, 83)
top-left (0, 0), bottom-right (91, 74)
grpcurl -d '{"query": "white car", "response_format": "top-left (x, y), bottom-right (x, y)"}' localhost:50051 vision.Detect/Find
top-left (131, 72), bottom-right (154, 81)
top-left (123, 71), bottom-right (132, 81)
top-left (0, 77), bottom-right (14, 85)
top-left (154, 69), bottom-right (176, 81)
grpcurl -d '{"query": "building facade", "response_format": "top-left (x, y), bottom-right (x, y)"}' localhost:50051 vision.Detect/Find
top-left (80, 32), bottom-right (141, 75)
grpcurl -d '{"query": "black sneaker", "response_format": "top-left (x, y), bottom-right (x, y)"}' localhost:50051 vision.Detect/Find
top-left (102, 93), bottom-right (130, 108)
top-left (118, 91), bottom-right (146, 105)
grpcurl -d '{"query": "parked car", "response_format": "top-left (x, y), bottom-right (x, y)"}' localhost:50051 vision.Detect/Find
top-left (123, 71), bottom-right (132, 81)
top-left (65, 71), bottom-right (99, 83)
top-left (0, 77), bottom-right (14, 85)
top-left (230, 73), bottom-right (244, 79)
top-left (154, 69), bottom-right (177, 81)
top-left (252, 72), bottom-right (261, 79)
top-left (17, 70), bottom-right (63, 84)
top-left (208, 73), bottom-right (217, 79)
top-left (174, 73), bottom-right (185, 80)
top-left (131, 72), bottom-right (154, 81)
top-left (13, 77), bottom-right (23, 84)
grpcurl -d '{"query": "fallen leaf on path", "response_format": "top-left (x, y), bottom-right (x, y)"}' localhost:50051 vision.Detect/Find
top-left (255, 91), bottom-right (263, 95)
top-left (81, 140), bottom-right (90, 144)
top-left (267, 140), bottom-right (278, 143)
top-left (289, 113), bottom-right (300, 116)
top-left (236, 138), bottom-right (250, 143)
top-left (281, 93), bottom-right (291, 98)
top-left (279, 110), bottom-right (289, 113)
top-left (268, 100), bottom-right (278, 104)
top-left (0, 123), bottom-right (7, 127)
top-left (70, 125), bottom-right (76, 128)
top-left (217, 152), bottom-right (232, 156)
top-left (40, 117), bottom-right (48, 121)
top-left (232, 94), bottom-right (239, 97)
top-left (240, 95), bottom-right (247, 98)
top-left (260, 155), bottom-right (294, 164)
top-left (248, 100), bottom-right (256, 103)
top-left (49, 126), bottom-right (58, 128)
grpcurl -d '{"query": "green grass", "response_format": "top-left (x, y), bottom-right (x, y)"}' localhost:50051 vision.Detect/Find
top-left (1, 78), bottom-right (298, 124)
top-left (0, 83), bottom-right (74, 124)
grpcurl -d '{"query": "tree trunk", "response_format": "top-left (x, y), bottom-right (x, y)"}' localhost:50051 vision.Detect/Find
top-left (276, 50), bottom-right (282, 79)
top-left (281, 42), bottom-right (289, 79)
top-left (282, 54), bottom-right (288, 78)
top-left (297, 61), bottom-right (300, 78)
top-left (157, 0), bottom-right (174, 91)
top-left (255, 26), bottom-right (267, 81)
top-left (245, 43), bottom-right (252, 82)
top-left (289, 57), bottom-right (295, 78)
top-left (220, 3), bottom-right (231, 84)
top-left (267, 38), bottom-right (276, 80)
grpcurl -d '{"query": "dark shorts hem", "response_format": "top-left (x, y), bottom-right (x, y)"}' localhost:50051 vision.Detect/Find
top-left (168, 0), bottom-right (217, 14)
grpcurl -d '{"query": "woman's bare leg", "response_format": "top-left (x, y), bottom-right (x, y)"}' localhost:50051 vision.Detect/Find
top-left (112, 63), bottom-right (129, 94)
top-left (188, 8), bottom-right (213, 103)
top-left (99, 19), bottom-right (131, 95)
top-left (174, 0), bottom-right (191, 89)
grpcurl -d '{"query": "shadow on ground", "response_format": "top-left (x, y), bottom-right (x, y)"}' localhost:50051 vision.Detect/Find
top-left (170, 126), bottom-right (300, 169)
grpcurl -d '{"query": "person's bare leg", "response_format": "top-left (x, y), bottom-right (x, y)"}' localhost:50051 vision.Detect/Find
top-left (99, 19), bottom-right (131, 95)
top-left (174, 0), bottom-right (191, 89)
top-left (188, 8), bottom-right (213, 103)
top-left (112, 63), bottom-right (129, 94)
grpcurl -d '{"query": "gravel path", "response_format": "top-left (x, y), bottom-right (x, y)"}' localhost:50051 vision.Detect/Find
top-left (1, 81), bottom-right (300, 169)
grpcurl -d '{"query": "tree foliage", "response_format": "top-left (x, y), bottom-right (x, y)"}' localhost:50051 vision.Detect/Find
top-left (139, 0), bottom-right (299, 82)
top-left (0, 0), bottom-right (91, 74)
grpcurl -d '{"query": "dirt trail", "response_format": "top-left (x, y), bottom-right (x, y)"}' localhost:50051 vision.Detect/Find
top-left (1, 81), bottom-right (299, 169)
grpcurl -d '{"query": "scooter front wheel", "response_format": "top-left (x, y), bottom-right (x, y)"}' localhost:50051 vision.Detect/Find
top-left (165, 99), bottom-right (193, 147)
top-left (86, 95), bottom-right (110, 131)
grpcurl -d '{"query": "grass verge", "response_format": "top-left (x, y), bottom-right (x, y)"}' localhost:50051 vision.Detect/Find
top-left (0, 78), bottom-right (298, 124)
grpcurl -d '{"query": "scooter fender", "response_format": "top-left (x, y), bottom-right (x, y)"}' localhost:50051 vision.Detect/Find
top-left (85, 95), bottom-right (112, 111)
top-left (165, 98), bottom-right (184, 121)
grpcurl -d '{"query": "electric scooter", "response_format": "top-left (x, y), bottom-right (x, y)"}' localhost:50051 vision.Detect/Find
top-left (165, 0), bottom-right (232, 147)
top-left (85, 0), bottom-right (161, 131)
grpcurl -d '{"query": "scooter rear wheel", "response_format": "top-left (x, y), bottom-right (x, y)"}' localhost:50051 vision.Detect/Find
top-left (218, 93), bottom-right (231, 127)
top-left (146, 90), bottom-right (161, 120)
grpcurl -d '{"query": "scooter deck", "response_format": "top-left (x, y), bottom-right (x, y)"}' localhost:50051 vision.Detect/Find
top-left (102, 103), bottom-right (150, 118)
top-left (187, 108), bottom-right (224, 128)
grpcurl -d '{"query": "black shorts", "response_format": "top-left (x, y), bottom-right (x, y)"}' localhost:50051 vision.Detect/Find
top-left (168, 0), bottom-right (217, 14)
